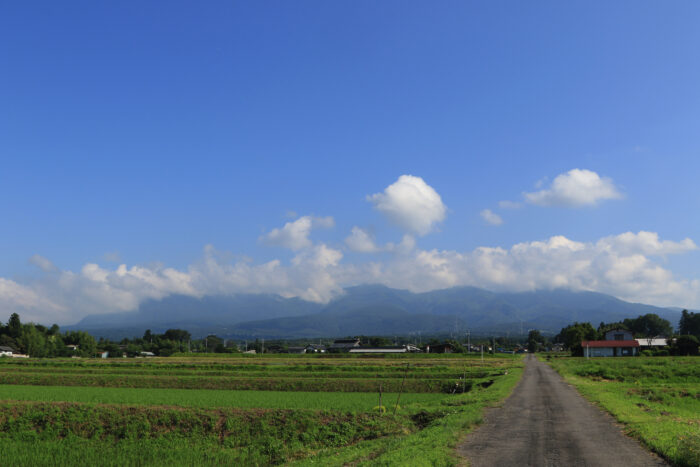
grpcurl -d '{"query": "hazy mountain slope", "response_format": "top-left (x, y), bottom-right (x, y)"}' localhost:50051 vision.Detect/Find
top-left (68, 285), bottom-right (683, 339)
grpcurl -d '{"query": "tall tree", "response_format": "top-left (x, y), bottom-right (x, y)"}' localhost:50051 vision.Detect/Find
top-left (622, 314), bottom-right (673, 337)
top-left (556, 322), bottom-right (597, 356)
top-left (7, 313), bottom-right (21, 339)
top-left (679, 310), bottom-right (700, 339)
top-left (528, 330), bottom-right (542, 353)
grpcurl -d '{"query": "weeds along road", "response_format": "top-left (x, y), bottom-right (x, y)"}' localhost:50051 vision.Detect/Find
top-left (458, 354), bottom-right (668, 467)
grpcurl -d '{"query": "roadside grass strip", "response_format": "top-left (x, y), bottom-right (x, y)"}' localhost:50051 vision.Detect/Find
top-left (547, 357), bottom-right (700, 467)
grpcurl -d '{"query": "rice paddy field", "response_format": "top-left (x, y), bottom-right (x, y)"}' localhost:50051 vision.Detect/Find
top-left (0, 353), bottom-right (523, 466)
top-left (547, 356), bottom-right (700, 467)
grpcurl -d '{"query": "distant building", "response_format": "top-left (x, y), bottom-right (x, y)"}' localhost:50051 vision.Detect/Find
top-left (139, 351), bottom-right (156, 357)
top-left (424, 343), bottom-right (454, 354)
top-left (582, 329), bottom-right (640, 357)
top-left (636, 338), bottom-right (668, 348)
top-left (404, 344), bottom-right (422, 353)
top-left (329, 338), bottom-right (361, 351)
top-left (305, 344), bottom-right (327, 353)
top-left (0, 346), bottom-right (14, 357)
top-left (348, 346), bottom-right (407, 354)
top-left (286, 346), bottom-right (306, 354)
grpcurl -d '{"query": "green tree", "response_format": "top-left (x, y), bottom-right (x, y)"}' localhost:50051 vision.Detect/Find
top-left (679, 310), bottom-right (700, 339)
top-left (528, 330), bottom-right (542, 353)
top-left (556, 322), bottom-right (597, 356)
top-left (63, 330), bottom-right (97, 357)
top-left (19, 324), bottom-right (48, 357)
top-left (671, 335), bottom-right (699, 356)
top-left (623, 314), bottom-right (673, 337)
top-left (8, 313), bottom-right (21, 339)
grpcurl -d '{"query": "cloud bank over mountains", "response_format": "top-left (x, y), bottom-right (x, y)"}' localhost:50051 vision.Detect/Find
top-left (1, 173), bottom-right (698, 324)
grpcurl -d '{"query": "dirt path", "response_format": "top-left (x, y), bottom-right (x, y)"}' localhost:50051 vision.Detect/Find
top-left (457, 354), bottom-right (667, 467)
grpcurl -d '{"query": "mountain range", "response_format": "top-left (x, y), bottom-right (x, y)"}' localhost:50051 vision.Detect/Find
top-left (67, 285), bottom-right (683, 340)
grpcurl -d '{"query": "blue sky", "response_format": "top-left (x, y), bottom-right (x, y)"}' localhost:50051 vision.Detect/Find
top-left (2, 2), bottom-right (700, 324)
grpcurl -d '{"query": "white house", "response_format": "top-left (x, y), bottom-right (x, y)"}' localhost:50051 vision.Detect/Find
top-left (581, 329), bottom-right (640, 357)
top-left (0, 345), bottom-right (14, 357)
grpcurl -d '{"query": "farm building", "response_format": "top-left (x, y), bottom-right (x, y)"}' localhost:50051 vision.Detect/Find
top-left (0, 345), bottom-right (15, 357)
top-left (636, 338), bottom-right (668, 348)
top-left (581, 329), bottom-right (640, 357)
top-left (424, 343), bottom-right (454, 354)
top-left (329, 338), bottom-right (361, 351)
top-left (348, 346), bottom-right (407, 354)
top-left (305, 344), bottom-right (327, 353)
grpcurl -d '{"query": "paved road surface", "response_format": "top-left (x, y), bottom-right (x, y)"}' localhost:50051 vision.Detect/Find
top-left (457, 354), bottom-right (667, 467)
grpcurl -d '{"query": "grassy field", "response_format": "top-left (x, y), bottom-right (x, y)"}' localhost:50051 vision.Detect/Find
top-left (0, 354), bottom-right (523, 466)
top-left (546, 356), bottom-right (700, 467)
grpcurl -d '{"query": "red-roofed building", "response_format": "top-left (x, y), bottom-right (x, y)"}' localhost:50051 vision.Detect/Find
top-left (581, 329), bottom-right (640, 357)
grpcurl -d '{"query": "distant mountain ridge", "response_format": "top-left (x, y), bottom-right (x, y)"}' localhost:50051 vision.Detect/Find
top-left (67, 285), bottom-right (683, 340)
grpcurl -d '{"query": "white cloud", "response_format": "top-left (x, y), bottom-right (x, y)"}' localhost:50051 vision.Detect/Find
top-left (480, 209), bottom-right (503, 226)
top-left (345, 227), bottom-right (380, 253)
top-left (597, 231), bottom-right (697, 257)
top-left (368, 175), bottom-right (446, 235)
top-left (260, 215), bottom-right (334, 250)
top-left (29, 254), bottom-right (58, 272)
top-left (0, 278), bottom-right (65, 322)
top-left (524, 169), bottom-right (622, 207)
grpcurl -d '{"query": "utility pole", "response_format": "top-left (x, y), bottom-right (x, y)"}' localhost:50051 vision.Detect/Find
top-left (467, 331), bottom-right (471, 354)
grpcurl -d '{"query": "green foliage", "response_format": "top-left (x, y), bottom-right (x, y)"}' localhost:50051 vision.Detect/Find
top-left (622, 313), bottom-right (673, 338)
top-left (527, 330), bottom-right (542, 353)
top-left (556, 322), bottom-right (597, 355)
top-left (672, 335), bottom-right (700, 356)
top-left (680, 310), bottom-right (700, 340)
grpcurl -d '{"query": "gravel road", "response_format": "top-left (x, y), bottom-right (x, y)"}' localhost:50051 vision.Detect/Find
top-left (457, 354), bottom-right (668, 467)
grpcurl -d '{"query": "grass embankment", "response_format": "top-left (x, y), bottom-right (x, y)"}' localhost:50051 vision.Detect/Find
top-left (547, 356), bottom-right (700, 466)
top-left (0, 354), bottom-right (524, 466)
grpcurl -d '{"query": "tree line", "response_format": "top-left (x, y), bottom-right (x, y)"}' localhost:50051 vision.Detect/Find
top-left (1, 313), bottom-right (240, 358)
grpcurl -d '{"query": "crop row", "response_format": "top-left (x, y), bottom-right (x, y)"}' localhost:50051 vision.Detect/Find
top-left (0, 384), bottom-right (447, 410)
top-left (0, 366), bottom-right (497, 380)
top-left (0, 354), bottom-right (516, 371)
top-left (0, 371), bottom-right (493, 393)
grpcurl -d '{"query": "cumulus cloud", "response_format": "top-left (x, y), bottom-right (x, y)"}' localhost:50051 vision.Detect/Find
top-left (260, 215), bottom-right (334, 250)
top-left (368, 175), bottom-right (446, 235)
top-left (345, 227), bottom-right (380, 253)
top-left (480, 209), bottom-right (503, 226)
top-left (29, 254), bottom-right (58, 272)
top-left (524, 169), bottom-right (622, 207)
top-left (598, 231), bottom-right (697, 257)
